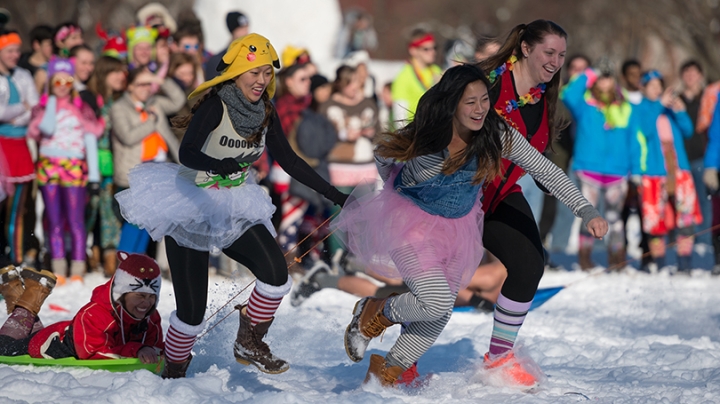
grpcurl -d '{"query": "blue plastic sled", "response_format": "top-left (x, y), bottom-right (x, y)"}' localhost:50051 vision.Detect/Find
top-left (453, 286), bottom-right (565, 313)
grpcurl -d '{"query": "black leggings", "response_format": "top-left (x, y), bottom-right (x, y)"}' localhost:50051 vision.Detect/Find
top-left (165, 225), bottom-right (288, 326)
top-left (483, 192), bottom-right (545, 303)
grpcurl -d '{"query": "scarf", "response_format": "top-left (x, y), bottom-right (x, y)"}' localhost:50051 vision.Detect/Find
top-left (218, 84), bottom-right (266, 139)
top-left (275, 93), bottom-right (311, 135)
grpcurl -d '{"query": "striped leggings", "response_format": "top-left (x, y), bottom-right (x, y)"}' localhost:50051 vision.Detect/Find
top-left (383, 245), bottom-right (457, 370)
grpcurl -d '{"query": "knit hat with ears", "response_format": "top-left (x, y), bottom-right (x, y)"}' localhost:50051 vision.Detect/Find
top-left (188, 33), bottom-right (280, 99)
top-left (126, 26), bottom-right (158, 64)
top-left (112, 251), bottom-right (161, 304)
top-left (47, 56), bottom-right (75, 79)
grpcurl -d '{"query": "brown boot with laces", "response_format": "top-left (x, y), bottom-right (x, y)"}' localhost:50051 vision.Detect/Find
top-left (15, 267), bottom-right (57, 316)
top-left (344, 295), bottom-right (397, 362)
top-left (364, 354), bottom-right (404, 387)
top-left (0, 265), bottom-right (24, 314)
top-left (161, 354), bottom-right (193, 379)
top-left (233, 304), bottom-right (289, 374)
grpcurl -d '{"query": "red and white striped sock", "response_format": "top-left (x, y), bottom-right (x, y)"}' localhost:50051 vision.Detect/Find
top-left (165, 311), bottom-right (205, 363)
top-left (246, 287), bottom-right (283, 326)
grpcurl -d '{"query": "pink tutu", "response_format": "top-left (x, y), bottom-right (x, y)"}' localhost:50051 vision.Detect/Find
top-left (331, 167), bottom-right (485, 293)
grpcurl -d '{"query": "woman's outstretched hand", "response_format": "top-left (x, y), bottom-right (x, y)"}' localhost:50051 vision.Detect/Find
top-left (587, 217), bottom-right (608, 239)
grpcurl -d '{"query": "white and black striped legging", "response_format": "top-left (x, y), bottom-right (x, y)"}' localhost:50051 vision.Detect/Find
top-left (383, 245), bottom-right (458, 370)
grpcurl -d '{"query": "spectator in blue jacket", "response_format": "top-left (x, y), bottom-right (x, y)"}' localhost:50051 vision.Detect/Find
top-left (561, 62), bottom-right (640, 270)
top-left (635, 70), bottom-right (700, 273)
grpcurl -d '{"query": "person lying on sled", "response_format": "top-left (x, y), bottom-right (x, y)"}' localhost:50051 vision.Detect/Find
top-left (0, 252), bottom-right (163, 364)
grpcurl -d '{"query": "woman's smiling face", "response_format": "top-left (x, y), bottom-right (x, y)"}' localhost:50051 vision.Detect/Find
top-left (235, 65), bottom-right (273, 102)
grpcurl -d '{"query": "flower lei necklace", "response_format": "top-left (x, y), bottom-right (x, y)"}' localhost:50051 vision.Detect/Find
top-left (488, 55), bottom-right (546, 113)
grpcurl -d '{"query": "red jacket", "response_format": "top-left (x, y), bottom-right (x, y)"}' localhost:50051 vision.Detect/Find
top-left (28, 280), bottom-right (164, 359)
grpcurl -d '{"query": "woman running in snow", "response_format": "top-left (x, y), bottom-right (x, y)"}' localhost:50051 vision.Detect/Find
top-left (337, 63), bottom-right (607, 387)
top-left (472, 20), bottom-right (589, 387)
top-left (115, 34), bottom-right (347, 378)
top-left (634, 70), bottom-right (701, 272)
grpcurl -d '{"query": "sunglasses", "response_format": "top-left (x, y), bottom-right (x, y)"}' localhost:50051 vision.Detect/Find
top-left (133, 82), bottom-right (153, 87)
top-left (182, 43), bottom-right (199, 51)
top-left (52, 77), bottom-right (75, 87)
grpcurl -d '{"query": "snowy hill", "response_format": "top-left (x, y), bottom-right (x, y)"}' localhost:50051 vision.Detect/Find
top-left (1, 268), bottom-right (719, 403)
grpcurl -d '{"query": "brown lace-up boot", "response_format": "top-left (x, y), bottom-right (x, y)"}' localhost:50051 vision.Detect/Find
top-left (0, 265), bottom-right (24, 314)
top-left (578, 246), bottom-right (596, 271)
top-left (161, 354), bottom-right (193, 379)
top-left (344, 296), bottom-right (397, 362)
top-left (233, 304), bottom-right (289, 374)
top-left (15, 267), bottom-right (57, 316)
top-left (364, 354), bottom-right (404, 387)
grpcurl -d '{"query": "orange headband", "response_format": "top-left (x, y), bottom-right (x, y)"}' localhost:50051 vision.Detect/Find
top-left (0, 33), bottom-right (21, 50)
top-left (409, 33), bottom-right (434, 49)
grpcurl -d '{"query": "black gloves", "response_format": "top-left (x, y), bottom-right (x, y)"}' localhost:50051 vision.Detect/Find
top-left (212, 157), bottom-right (242, 179)
top-left (324, 187), bottom-right (349, 207)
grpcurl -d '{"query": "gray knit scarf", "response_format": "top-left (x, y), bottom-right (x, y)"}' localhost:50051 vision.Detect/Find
top-left (217, 84), bottom-right (266, 139)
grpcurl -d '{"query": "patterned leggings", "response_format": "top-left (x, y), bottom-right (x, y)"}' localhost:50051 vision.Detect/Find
top-left (40, 185), bottom-right (86, 261)
top-left (578, 178), bottom-right (628, 251)
top-left (383, 245), bottom-right (457, 369)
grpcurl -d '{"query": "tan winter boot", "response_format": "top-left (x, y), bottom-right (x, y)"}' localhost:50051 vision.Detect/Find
top-left (364, 354), bottom-right (404, 387)
top-left (577, 246), bottom-right (596, 271)
top-left (51, 258), bottom-right (68, 286)
top-left (233, 304), bottom-right (289, 374)
top-left (0, 265), bottom-right (24, 314)
top-left (161, 354), bottom-right (193, 379)
top-left (103, 249), bottom-right (117, 278)
top-left (88, 245), bottom-right (101, 272)
top-left (69, 260), bottom-right (85, 283)
top-left (15, 267), bottom-right (57, 316)
top-left (607, 247), bottom-right (626, 271)
top-left (344, 295), bottom-right (397, 362)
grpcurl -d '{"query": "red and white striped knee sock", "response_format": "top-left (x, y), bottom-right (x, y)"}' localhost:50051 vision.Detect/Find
top-left (165, 311), bottom-right (205, 363)
top-left (246, 276), bottom-right (293, 326)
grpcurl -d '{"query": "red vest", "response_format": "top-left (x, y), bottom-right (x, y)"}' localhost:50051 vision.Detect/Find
top-left (482, 70), bottom-right (550, 213)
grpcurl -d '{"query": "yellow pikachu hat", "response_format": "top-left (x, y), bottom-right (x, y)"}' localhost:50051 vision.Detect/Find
top-left (189, 33), bottom-right (280, 99)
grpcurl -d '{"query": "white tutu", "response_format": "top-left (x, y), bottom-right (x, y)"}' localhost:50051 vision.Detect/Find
top-left (116, 162), bottom-right (276, 253)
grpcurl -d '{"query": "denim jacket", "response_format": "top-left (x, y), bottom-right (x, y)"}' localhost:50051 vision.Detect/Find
top-left (394, 157), bottom-right (481, 218)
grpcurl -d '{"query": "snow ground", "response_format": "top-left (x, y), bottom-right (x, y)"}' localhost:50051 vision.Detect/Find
top-left (1, 264), bottom-right (719, 404)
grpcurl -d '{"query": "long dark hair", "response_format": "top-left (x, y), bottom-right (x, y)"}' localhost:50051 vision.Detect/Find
top-left (171, 83), bottom-right (274, 144)
top-left (376, 63), bottom-right (510, 184)
top-left (477, 19), bottom-right (567, 143)
top-left (87, 56), bottom-right (126, 101)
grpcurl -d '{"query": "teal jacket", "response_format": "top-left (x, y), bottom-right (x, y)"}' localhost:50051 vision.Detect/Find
top-left (561, 69), bottom-right (641, 176)
top-left (633, 98), bottom-right (694, 176)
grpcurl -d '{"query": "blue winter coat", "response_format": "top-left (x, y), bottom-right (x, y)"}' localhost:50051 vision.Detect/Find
top-left (703, 92), bottom-right (720, 170)
top-left (634, 98), bottom-right (694, 176)
top-left (561, 70), bottom-right (641, 176)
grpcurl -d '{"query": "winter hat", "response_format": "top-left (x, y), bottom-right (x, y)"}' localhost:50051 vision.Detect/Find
top-left (126, 26), bottom-right (158, 62)
top-left (96, 23), bottom-right (127, 61)
top-left (595, 57), bottom-right (616, 78)
top-left (310, 74), bottom-right (329, 94)
top-left (641, 70), bottom-right (663, 87)
top-left (189, 33), bottom-right (280, 99)
top-left (47, 56), bottom-right (75, 79)
top-left (112, 251), bottom-right (162, 303)
top-left (342, 50), bottom-right (370, 68)
top-left (136, 2), bottom-right (177, 34)
top-left (226, 11), bottom-right (249, 33)
top-left (282, 45), bottom-right (311, 68)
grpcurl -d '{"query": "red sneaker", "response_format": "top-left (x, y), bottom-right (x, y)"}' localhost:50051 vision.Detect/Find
top-left (395, 362), bottom-right (420, 387)
top-left (484, 352), bottom-right (539, 389)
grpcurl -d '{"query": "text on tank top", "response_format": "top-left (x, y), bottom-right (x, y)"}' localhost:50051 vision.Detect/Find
top-left (178, 102), bottom-right (266, 188)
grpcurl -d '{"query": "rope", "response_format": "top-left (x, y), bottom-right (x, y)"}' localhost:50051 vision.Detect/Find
top-left (197, 210), bottom-right (341, 340)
